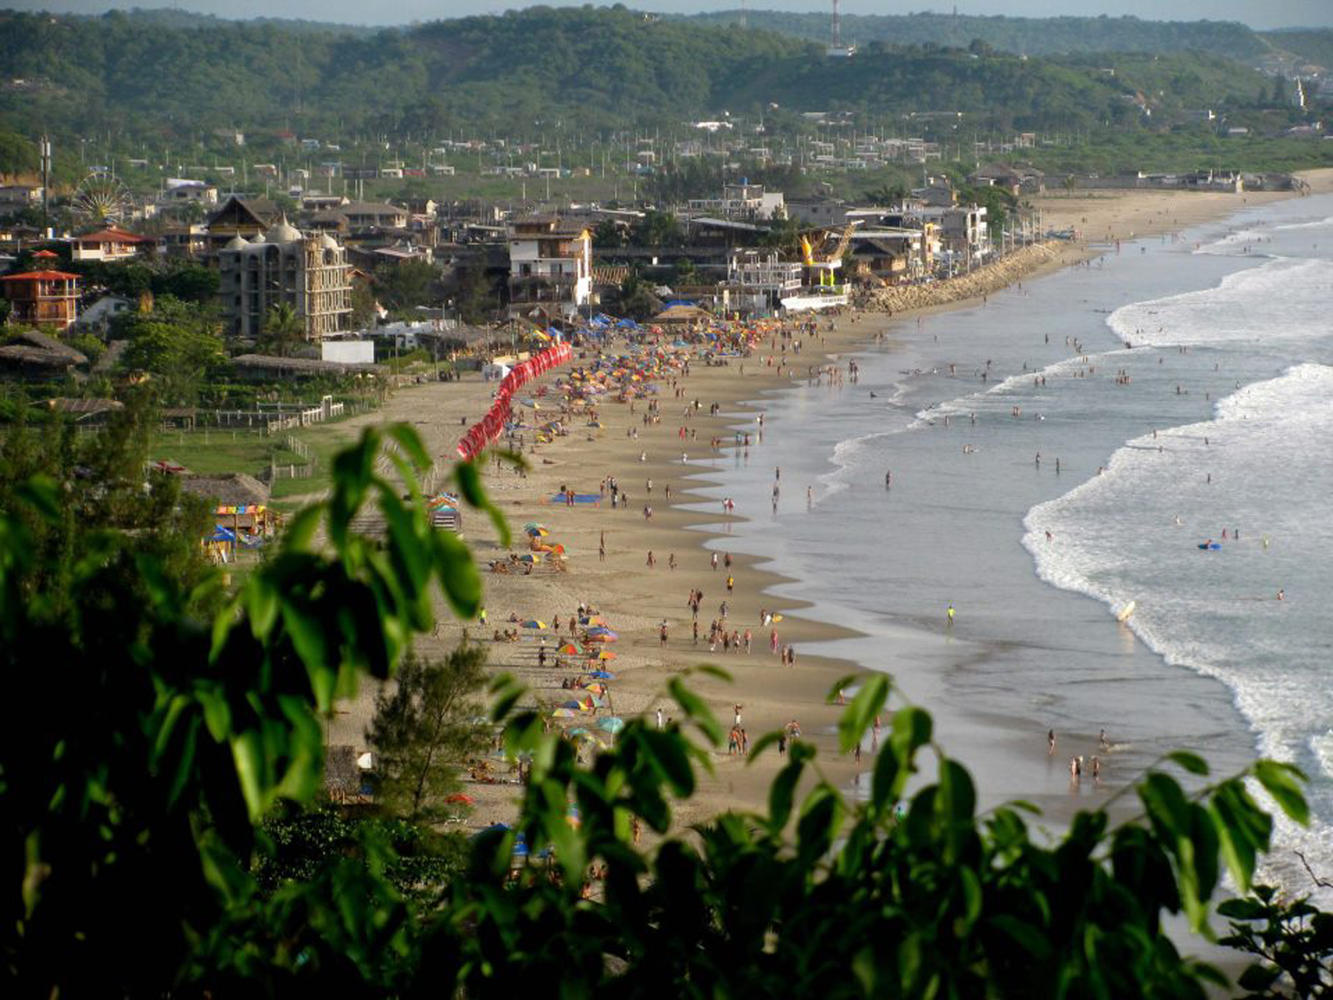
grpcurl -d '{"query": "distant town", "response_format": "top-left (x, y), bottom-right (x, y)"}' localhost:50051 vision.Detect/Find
top-left (0, 122), bottom-right (1304, 371)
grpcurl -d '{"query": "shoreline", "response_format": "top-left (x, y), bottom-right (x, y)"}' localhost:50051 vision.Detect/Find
top-left (327, 169), bottom-right (1333, 834)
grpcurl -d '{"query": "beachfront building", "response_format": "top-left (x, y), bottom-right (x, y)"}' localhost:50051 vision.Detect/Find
top-left (925, 205), bottom-right (989, 261)
top-left (506, 216), bottom-right (592, 323)
top-left (846, 227), bottom-right (935, 283)
top-left (722, 250), bottom-right (803, 316)
top-left (217, 219), bottom-right (352, 344)
top-left (0, 269), bottom-right (80, 330)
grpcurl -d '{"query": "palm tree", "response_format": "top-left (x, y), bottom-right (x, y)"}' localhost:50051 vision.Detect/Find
top-left (260, 302), bottom-right (304, 357)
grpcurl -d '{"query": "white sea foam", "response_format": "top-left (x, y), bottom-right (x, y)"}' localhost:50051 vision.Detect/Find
top-left (819, 428), bottom-right (895, 496)
top-left (1314, 732), bottom-right (1333, 781)
top-left (1194, 227), bottom-right (1269, 255)
top-left (1026, 362), bottom-right (1333, 895)
top-left (1107, 257), bottom-right (1333, 349)
top-left (1273, 215), bottom-right (1333, 233)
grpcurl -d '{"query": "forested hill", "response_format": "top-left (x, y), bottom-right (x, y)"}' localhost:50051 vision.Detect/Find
top-left (684, 10), bottom-right (1330, 68)
top-left (0, 5), bottom-right (1287, 152)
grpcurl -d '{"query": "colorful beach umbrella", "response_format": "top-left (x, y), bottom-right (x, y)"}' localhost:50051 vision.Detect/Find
top-left (559, 643), bottom-right (579, 655)
top-left (550, 707), bottom-right (577, 718)
top-left (522, 619), bottom-right (547, 629)
top-left (588, 670), bottom-right (615, 680)
top-left (444, 793), bottom-right (475, 805)
top-left (596, 717), bottom-right (625, 734)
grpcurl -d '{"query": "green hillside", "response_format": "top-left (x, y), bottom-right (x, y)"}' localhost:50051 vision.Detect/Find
top-left (0, 5), bottom-right (1310, 170)
top-left (685, 10), bottom-right (1270, 61)
top-left (1261, 28), bottom-right (1333, 70)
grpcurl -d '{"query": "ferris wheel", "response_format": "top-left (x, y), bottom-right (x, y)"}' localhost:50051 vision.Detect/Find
top-left (71, 173), bottom-right (134, 229)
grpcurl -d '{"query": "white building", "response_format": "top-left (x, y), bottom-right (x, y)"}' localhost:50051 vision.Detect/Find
top-left (158, 179), bottom-right (219, 208)
top-left (506, 216), bottom-right (593, 322)
top-left (687, 180), bottom-right (785, 221)
top-left (724, 250), bottom-right (803, 316)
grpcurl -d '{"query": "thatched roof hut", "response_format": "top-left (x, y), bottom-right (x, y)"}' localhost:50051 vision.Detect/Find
top-left (178, 472), bottom-right (271, 509)
top-left (651, 303), bottom-right (714, 325)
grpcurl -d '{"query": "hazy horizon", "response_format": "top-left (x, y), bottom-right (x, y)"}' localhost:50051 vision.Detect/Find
top-left (7, 0), bottom-right (1332, 32)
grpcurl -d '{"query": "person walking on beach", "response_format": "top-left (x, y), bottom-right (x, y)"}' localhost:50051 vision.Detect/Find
top-left (659, 620), bottom-right (669, 646)
top-left (946, 603), bottom-right (956, 628)
top-left (711, 552), bottom-right (718, 571)
top-left (885, 470), bottom-right (892, 489)
top-left (1048, 729), bottom-right (1056, 755)
top-left (656, 708), bottom-right (664, 730)
top-left (599, 532), bottom-right (606, 562)
top-left (646, 551), bottom-right (655, 568)
top-left (726, 574), bottom-right (734, 593)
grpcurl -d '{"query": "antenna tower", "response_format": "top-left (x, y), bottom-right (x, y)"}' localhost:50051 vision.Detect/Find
top-left (826, 0), bottom-right (855, 58)
top-left (39, 135), bottom-right (52, 232)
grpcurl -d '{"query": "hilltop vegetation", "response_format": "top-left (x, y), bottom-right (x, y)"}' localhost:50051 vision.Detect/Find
top-left (687, 10), bottom-right (1271, 61)
top-left (0, 5), bottom-right (1298, 150)
top-left (688, 9), bottom-right (1333, 72)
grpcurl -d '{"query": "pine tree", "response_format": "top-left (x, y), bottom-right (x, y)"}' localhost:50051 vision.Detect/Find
top-left (366, 644), bottom-right (489, 821)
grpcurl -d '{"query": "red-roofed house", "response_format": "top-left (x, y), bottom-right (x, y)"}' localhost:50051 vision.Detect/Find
top-left (1, 270), bottom-right (80, 329)
top-left (71, 227), bottom-right (153, 263)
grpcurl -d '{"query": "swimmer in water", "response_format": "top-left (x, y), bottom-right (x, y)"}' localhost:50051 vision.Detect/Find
top-left (1277, 589), bottom-right (1285, 601)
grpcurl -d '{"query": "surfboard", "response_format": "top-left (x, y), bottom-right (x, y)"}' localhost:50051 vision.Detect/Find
top-left (1116, 601), bottom-right (1136, 623)
top-left (772, 614), bottom-right (784, 623)
top-left (1197, 542), bottom-right (1222, 550)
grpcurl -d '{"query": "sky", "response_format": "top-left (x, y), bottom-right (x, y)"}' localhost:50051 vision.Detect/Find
top-left (10, 0), bottom-right (1332, 31)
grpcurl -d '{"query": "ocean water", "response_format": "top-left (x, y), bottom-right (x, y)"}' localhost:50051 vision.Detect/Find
top-left (688, 193), bottom-right (1333, 901)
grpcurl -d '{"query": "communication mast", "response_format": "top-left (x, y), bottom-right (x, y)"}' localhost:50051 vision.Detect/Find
top-left (39, 135), bottom-right (52, 233)
top-left (826, 0), bottom-right (855, 58)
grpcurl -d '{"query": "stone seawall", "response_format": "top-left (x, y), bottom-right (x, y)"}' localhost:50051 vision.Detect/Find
top-left (858, 242), bottom-right (1064, 314)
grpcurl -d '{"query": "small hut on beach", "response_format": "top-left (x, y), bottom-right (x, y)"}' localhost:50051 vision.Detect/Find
top-left (178, 473), bottom-right (278, 559)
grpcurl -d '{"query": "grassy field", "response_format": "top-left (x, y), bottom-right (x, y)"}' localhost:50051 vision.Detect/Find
top-left (150, 421), bottom-right (360, 508)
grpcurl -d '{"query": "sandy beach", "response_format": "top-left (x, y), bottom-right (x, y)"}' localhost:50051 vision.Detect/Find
top-left (327, 169), bottom-right (1333, 834)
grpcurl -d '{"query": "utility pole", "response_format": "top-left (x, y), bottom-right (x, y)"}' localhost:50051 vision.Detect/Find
top-left (39, 135), bottom-right (52, 235)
